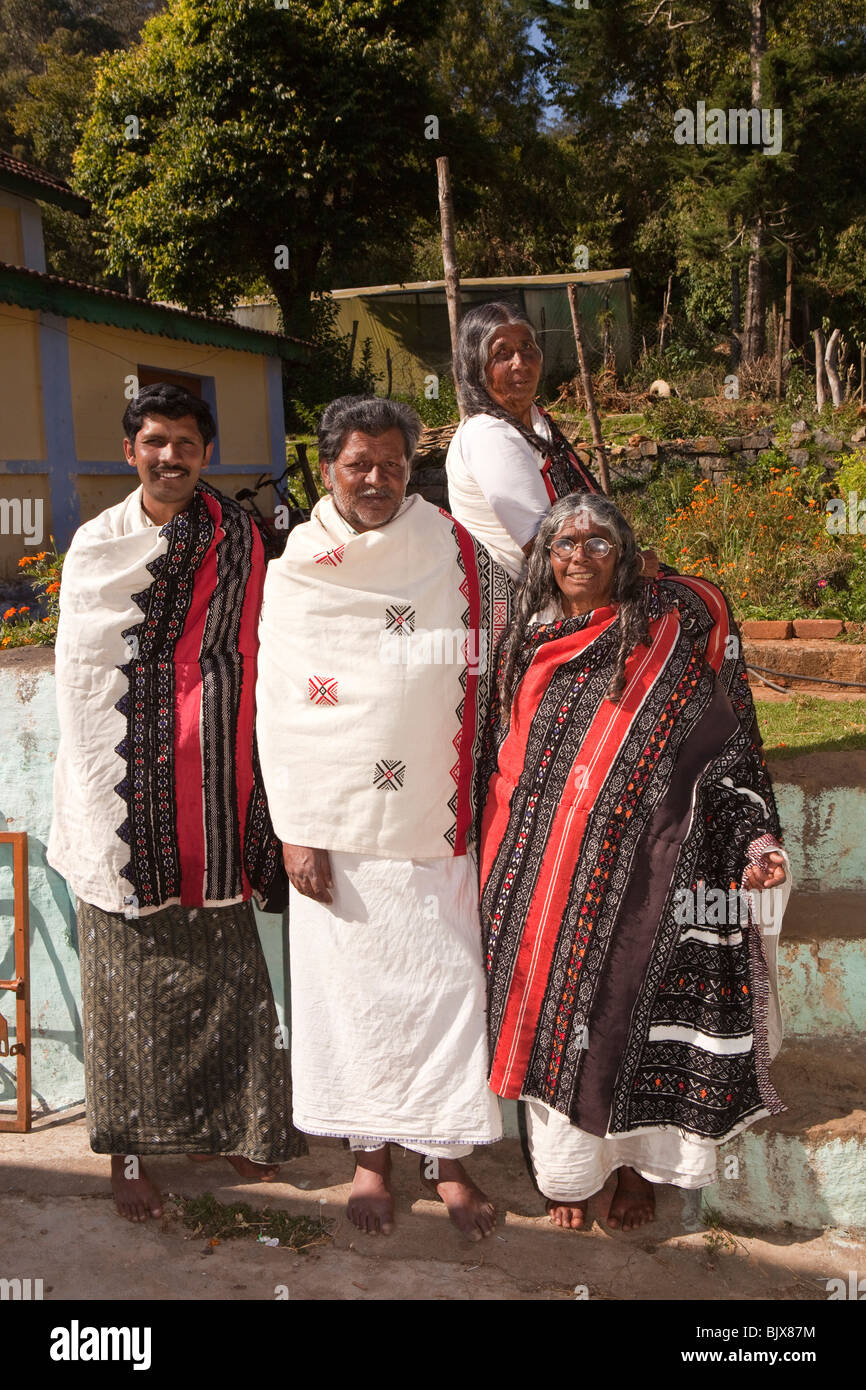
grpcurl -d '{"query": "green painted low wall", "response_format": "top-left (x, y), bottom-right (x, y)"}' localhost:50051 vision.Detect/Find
top-left (2, 654), bottom-right (864, 1148)
top-left (0, 651), bottom-right (286, 1117)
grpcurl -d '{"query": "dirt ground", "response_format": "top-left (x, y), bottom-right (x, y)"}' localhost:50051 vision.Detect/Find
top-left (0, 1111), bottom-right (860, 1301)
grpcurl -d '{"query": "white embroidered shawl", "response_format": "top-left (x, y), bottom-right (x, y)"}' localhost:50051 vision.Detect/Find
top-left (256, 494), bottom-right (512, 858)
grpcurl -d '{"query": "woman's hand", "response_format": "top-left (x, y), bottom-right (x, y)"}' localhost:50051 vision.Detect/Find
top-left (640, 548), bottom-right (660, 578)
top-left (282, 843), bottom-right (333, 904)
top-left (743, 851), bottom-right (787, 891)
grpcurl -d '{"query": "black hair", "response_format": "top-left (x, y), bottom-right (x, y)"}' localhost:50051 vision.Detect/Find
top-left (122, 383), bottom-right (216, 448)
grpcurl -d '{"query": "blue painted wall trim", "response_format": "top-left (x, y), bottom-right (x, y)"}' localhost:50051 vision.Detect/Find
top-left (265, 355), bottom-right (286, 480)
top-left (38, 312), bottom-right (79, 551)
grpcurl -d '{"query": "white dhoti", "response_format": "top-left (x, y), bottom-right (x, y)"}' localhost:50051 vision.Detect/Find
top-left (289, 852), bottom-right (502, 1153)
top-left (524, 1098), bottom-right (719, 1200)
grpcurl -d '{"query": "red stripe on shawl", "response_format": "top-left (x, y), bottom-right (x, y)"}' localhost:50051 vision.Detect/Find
top-left (540, 457), bottom-right (557, 503)
top-left (451, 518), bottom-right (483, 856)
top-left (484, 609), bottom-right (681, 1097)
top-left (480, 609), bottom-right (618, 888)
top-left (668, 575), bottom-right (730, 672)
top-left (234, 522), bottom-right (265, 899)
top-left (172, 492), bottom-right (223, 906)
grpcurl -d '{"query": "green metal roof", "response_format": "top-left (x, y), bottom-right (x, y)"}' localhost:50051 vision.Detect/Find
top-left (0, 262), bottom-right (312, 360)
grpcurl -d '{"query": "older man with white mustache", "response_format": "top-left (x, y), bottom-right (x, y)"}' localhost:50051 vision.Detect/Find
top-left (257, 395), bottom-right (513, 1240)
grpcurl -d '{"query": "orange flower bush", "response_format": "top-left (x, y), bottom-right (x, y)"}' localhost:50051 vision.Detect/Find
top-left (618, 455), bottom-right (866, 622)
top-left (0, 546), bottom-right (63, 648)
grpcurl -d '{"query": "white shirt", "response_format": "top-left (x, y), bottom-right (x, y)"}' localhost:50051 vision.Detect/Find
top-left (445, 405), bottom-right (552, 581)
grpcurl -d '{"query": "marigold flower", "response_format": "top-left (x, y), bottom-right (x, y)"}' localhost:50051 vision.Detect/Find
top-left (17, 557), bottom-right (29, 568)
top-left (18, 606), bottom-right (29, 614)
top-left (46, 581), bottom-right (60, 594)
top-left (3, 607), bottom-right (16, 619)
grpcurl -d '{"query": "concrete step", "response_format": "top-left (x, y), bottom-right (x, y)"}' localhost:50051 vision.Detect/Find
top-left (700, 1038), bottom-right (866, 1233)
top-left (778, 891), bottom-right (866, 1037)
top-left (746, 637), bottom-right (866, 693)
top-left (767, 750), bottom-right (866, 892)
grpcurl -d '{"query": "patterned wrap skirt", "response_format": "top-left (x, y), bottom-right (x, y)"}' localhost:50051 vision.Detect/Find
top-left (76, 899), bottom-right (306, 1163)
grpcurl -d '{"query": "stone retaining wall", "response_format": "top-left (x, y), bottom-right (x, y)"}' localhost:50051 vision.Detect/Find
top-left (603, 422), bottom-right (866, 487)
top-left (408, 422), bottom-right (866, 510)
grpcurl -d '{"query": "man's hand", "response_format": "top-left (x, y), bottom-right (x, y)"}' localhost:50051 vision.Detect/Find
top-left (282, 843), bottom-right (333, 904)
top-left (743, 851), bottom-right (787, 892)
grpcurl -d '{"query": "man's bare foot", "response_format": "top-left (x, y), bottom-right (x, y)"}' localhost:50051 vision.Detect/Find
top-left (110, 1155), bottom-right (163, 1222)
top-left (606, 1166), bottom-right (655, 1230)
top-left (348, 1146), bottom-right (394, 1235)
top-left (546, 1197), bottom-right (589, 1230)
top-left (420, 1156), bottom-right (496, 1242)
top-left (225, 1155), bottom-right (281, 1181)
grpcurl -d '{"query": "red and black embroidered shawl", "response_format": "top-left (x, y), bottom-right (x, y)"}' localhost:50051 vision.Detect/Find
top-left (479, 577), bottom-right (783, 1141)
top-left (114, 483), bottom-right (287, 912)
top-left (535, 406), bottom-right (601, 502)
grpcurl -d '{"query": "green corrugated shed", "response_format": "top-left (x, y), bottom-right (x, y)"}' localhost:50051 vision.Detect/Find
top-left (234, 270), bottom-right (634, 397)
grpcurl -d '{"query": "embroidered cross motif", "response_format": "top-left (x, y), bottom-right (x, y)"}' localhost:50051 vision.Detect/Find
top-left (373, 759), bottom-right (405, 790)
top-left (308, 675), bottom-right (339, 706)
top-left (314, 545), bottom-right (345, 566)
top-left (384, 603), bottom-right (415, 635)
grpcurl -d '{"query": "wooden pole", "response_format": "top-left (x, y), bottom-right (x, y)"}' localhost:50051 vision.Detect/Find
top-left (659, 274), bottom-right (672, 355)
top-left (782, 245), bottom-right (793, 369)
top-left (347, 319), bottom-right (358, 373)
top-left (436, 155), bottom-right (463, 416)
top-left (824, 328), bottom-right (843, 407)
top-left (813, 328), bottom-right (827, 411)
top-left (774, 303), bottom-right (784, 401)
top-left (568, 283), bottom-right (610, 496)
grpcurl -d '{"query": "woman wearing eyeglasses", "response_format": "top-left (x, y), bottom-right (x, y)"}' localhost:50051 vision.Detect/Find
top-left (478, 493), bottom-right (790, 1232)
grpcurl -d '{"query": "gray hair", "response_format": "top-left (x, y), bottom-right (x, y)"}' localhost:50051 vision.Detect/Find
top-left (453, 301), bottom-right (543, 420)
top-left (498, 493), bottom-right (650, 716)
top-left (317, 395), bottom-right (423, 466)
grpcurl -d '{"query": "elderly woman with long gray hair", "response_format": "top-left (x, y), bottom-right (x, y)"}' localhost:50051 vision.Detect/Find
top-left (478, 492), bottom-right (790, 1231)
top-left (446, 301), bottom-right (601, 581)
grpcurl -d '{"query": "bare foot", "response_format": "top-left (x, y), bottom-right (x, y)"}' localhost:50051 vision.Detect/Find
top-left (606, 1166), bottom-right (655, 1230)
top-left (225, 1155), bottom-right (281, 1181)
top-left (546, 1197), bottom-right (589, 1230)
top-left (110, 1155), bottom-right (163, 1222)
top-left (421, 1156), bottom-right (496, 1242)
top-left (347, 1146), bottom-right (394, 1235)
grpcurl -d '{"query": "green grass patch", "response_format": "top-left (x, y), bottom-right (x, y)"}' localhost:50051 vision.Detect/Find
top-left (173, 1191), bottom-right (332, 1252)
top-left (756, 697), bottom-right (866, 758)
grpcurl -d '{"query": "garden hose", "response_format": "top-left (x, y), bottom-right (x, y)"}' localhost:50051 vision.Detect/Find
top-left (746, 663), bottom-right (866, 691)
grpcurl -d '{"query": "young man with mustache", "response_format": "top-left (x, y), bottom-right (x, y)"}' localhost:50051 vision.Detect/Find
top-left (48, 383), bottom-right (304, 1221)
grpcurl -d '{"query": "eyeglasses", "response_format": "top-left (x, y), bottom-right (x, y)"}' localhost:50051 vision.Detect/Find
top-left (547, 536), bottom-right (615, 560)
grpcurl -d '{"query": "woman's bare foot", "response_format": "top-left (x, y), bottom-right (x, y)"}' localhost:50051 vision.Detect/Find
top-left (606, 1166), bottom-right (655, 1230)
top-left (348, 1146), bottom-right (394, 1235)
top-left (545, 1197), bottom-right (589, 1230)
top-left (420, 1156), bottom-right (496, 1242)
top-left (110, 1155), bottom-right (163, 1222)
top-left (225, 1155), bottom-right (281, 1181)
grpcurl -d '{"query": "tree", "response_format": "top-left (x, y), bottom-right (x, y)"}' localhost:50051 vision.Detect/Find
top-left (75, 0), bottom-right (440, 336)
top-left (531, 0), bottom-right (866, 371)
